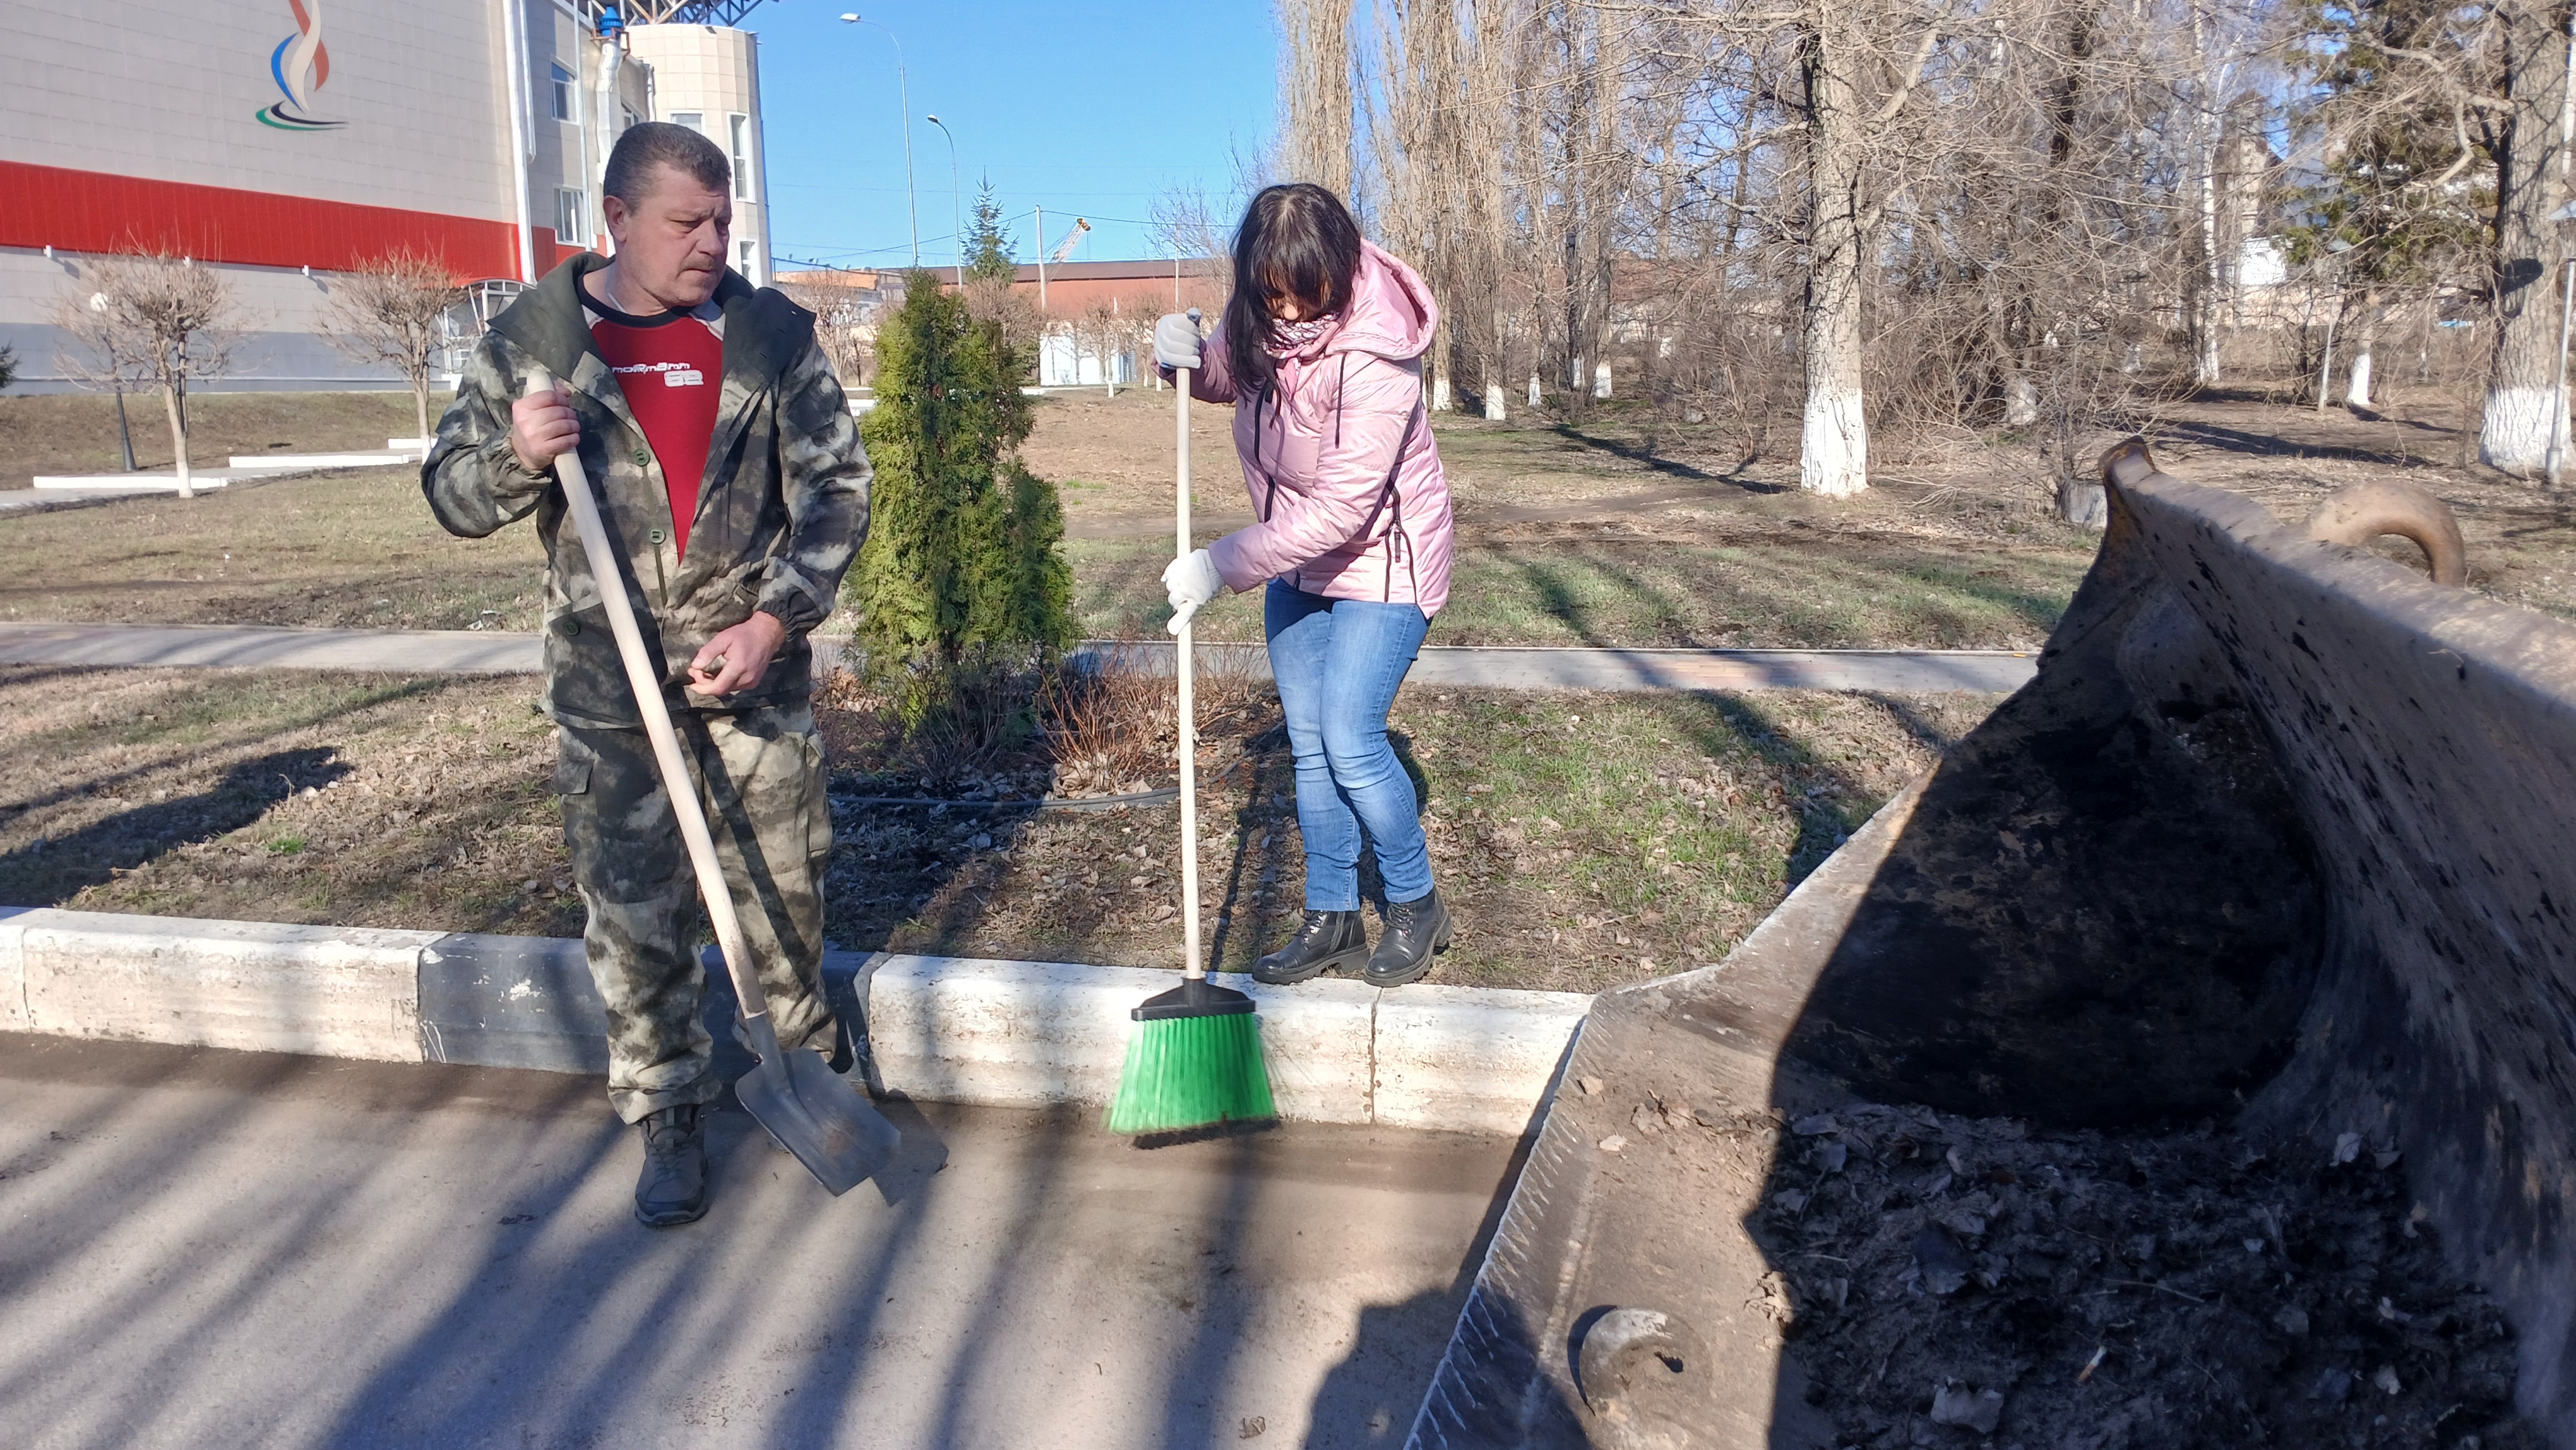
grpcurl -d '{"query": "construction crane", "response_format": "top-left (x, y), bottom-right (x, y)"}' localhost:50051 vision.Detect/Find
top-left (611, 0), bottom-right (773, 25)
top-left (1046, 217), bottom-right (1092, 263)
top-left (1034, 214), bottom-right (1090, 316)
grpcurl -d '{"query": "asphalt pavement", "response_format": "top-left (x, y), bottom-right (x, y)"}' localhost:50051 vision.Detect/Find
top-left (0, 1033), bottom-right (1518, 1449)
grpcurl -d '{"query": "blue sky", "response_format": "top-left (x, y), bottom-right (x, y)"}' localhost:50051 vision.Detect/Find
top-left (745, 1), bottom-right (1279, 272)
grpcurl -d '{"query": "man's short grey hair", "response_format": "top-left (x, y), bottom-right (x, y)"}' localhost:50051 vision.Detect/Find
top-left (604, 122), bottom-right (730, 205)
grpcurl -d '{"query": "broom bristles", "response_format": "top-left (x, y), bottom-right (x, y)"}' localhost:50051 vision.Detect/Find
top-left (1106, 1010), bottom-right (1276, 1135)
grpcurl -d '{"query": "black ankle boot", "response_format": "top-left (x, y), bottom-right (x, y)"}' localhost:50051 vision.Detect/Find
top-left (634, 1104), bottom-right (708, 1228)
top-left (1252, 909), bottom-right (1369, 985)
top-left (1363, 888), bottom-right (1452, 988)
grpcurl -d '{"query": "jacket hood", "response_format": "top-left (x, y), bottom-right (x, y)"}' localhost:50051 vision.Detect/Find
top-left (1313, 241), bottom-right (1438, 363)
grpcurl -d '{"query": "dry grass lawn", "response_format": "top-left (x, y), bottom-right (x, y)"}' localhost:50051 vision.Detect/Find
top-left (1025, 381), bottom-right (2576, 644)
top-left (14, 381), bottom-right (2553, 652)
top-left (0, 390), bottom-right (441, 489)
top-left (0, 664), bottom-right (1990, 995)
top-left (0, 465), bottom-right (546, 633)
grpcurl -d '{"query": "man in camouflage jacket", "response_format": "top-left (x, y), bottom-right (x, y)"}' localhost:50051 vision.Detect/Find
top-left (424, 123), bottom-right (870, 1226)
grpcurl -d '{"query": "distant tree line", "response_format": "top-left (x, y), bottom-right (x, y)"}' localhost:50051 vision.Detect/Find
top-left (1266, 0), bottom-right (2565, 493)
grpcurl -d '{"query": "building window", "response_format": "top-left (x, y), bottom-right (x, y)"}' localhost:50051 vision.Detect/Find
top-left (556, 188), bottom-right (586, 245)
top-left (550, 64), bottom-right (575, 122)
top-left (729, 114), bottom-right (753, 200)
top-left (737, 240), bottom-right (758, 279)
top-left (670, 111), bottom-right (703, 133)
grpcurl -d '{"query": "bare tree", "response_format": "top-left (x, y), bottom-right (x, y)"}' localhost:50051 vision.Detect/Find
top-left (778, 272), bottom-right (882, 388)
top-left (2479, 0), bottom-right (2571, 476)
top-left (962, 274), bottom-right (1044, 366)
top-left (319, 249), bottom-right (467, 448)
top-left (1280, 0), bottom-right (1360, 195)
top-left (1308, 0), bottom-right (2523, 505)
top-left (1148, 183), bottom-right (1236, 311)
top-left (1070, 293), bottom-right (1162, 396)
top-left (55, 253), bottom-right (236, 499)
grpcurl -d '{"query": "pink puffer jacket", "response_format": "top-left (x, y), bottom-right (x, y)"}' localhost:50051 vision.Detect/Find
top-left (1189, 241), bottom-right (1455, 615)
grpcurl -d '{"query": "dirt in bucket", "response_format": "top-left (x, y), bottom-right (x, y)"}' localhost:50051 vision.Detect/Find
top-left (1741, 1102), bottom-right (2539, 1449)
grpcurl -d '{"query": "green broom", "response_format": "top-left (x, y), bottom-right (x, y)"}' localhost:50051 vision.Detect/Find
top-left (1106, 340), bottom-right (1277, 1135)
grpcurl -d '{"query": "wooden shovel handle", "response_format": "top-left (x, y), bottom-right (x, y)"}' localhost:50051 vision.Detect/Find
top-left (525, 369), bottom-right (775, 1027)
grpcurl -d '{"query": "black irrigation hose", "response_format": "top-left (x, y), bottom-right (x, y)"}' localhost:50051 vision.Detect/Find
top-left (827, 786), bottom-right (1181, 813)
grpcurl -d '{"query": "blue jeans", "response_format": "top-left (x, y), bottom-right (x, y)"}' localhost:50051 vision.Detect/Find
top-left (1265, 582), bottom-right (1434, 911)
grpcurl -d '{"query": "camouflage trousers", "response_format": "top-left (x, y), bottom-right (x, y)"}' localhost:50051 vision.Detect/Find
top-left (554, 702), bottom-right (838, 1124)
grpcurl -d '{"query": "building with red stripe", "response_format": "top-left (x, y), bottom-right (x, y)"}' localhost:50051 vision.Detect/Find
top-left (1, 0), bottom-right (775, 392)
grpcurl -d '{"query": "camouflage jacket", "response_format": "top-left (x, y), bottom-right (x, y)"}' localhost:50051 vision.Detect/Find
top-left (423, 254), bottom-right (871, 729)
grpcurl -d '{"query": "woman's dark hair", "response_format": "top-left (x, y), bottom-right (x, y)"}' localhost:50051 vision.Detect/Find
top-left (1224, 183), bottom-right (1364, 398)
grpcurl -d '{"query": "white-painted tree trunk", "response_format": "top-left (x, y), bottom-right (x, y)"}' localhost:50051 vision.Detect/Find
top-left (1484, 371), bottom-right (1506, 421)
top-left (1527, 374), bottom-right (1541, 407)
top-left (1798, 13), bottom-right (1870, 498)
top-left (1803, 381), bottom-right (1868, 497)
top-left (1592, 362), bottom-right (1612, 399)
top-left (2189, 0), bottom-right (2225, 387)
top-left (2003, 369), bottom-right (2039, 428)
top-left (1432, 375), bottom-right (1453, 412)
top-left (163, 383), bottom-right (193, 500)
top-left (2193, 159), bottom-right (2223, 386)
top-left (2481, 0), bottom-right (2574, 476)
top-left (2485, 385), bottom-right (2563, 476)
top-left (2345, 295), bottom-right (2379, 409)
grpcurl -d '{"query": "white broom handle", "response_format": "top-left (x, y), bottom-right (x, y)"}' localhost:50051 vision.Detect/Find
top-left (525, 370), bottom-right (774, 1026)
top-left (1176, 369), bottom-right (1203, 982)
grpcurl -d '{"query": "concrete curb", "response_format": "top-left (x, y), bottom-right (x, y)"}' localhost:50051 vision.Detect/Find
top-left (1, 907), bottom-right (1588, 1135)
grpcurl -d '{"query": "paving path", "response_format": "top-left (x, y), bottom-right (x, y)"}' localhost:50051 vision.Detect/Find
top-left (0, 1033), bottom-right (1512, 1449)
top-left (0, 621), bottom-right (2039, 693)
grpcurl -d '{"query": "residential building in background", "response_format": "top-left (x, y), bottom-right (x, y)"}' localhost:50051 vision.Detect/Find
top-left (626, 21), bottom-right (771, 287)
top-left (1013, 260), bottom-right (1222, 388)
top-left (0, 0), bottom-right (774, 392)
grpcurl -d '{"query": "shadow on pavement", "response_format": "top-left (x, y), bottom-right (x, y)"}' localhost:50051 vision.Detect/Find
top-left (0, 1026), bottom-right (1517, 1447)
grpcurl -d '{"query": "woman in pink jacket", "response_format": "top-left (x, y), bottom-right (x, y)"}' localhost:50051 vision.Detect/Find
top-left (1155, 183), bottom-right (1458, 988)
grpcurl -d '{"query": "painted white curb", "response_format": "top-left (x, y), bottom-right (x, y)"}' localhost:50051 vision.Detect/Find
top-left (1373, 985), bottom-right (1599, 1132)
top-left (8, 908), bottom-right (436, 1060)
top-left (1, 908), bottom-right (1589, 1136)
top-left (30, 473), bottom-right (237, 491)
top-left (226, 451), bottom-right (417, 469)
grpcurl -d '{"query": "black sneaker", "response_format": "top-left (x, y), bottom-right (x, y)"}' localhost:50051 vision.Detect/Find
top-left (1251, 909), bottom-right (1369, 985)
top-left (634, 1105), bottom-right (708, 1228)
top-left (1363, 889), bottom-right (1453, 988)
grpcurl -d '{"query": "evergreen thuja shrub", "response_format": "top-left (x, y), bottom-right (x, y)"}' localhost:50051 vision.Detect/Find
top-left (850, 270), bottom-right (1073, 729)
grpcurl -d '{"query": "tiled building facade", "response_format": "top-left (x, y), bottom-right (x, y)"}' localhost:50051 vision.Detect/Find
top-left (0, 0), bottom-right (770, 391)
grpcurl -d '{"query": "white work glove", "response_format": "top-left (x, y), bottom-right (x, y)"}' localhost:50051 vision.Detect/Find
top-left (1153, 309), bottom-right (1204, 371)
top-left (1162, 548), bottom-right (1224, 634)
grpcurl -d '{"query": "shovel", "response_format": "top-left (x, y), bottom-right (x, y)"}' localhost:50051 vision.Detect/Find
top-left (525, 369), bottom-right (898, 1195)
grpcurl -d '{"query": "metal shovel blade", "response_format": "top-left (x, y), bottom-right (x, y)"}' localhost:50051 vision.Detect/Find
top-left (734, 1018), bottom-right (902, 1195)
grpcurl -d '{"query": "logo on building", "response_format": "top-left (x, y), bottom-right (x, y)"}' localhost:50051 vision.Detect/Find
top-left (258, 0), bottom-right (345, 131)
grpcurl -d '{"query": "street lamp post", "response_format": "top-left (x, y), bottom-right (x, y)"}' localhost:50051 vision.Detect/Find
top-left (837, 13), bottom-right (917, 267)
top-left (924, 113), bottom-right (962, 287)
top-left (2546, 200), bottom-right (2576, 487)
